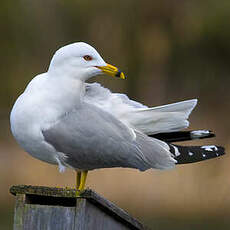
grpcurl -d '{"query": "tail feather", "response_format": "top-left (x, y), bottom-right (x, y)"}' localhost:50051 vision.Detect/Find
top-left (147, 99), bottom-right (197, 114)
top-left (127, 99), bottom-right (197, 135)
top-left (169, 144), bottom-right (225, 164)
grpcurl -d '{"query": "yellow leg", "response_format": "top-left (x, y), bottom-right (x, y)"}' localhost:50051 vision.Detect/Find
top-left (76, 171), bottom-right (81, 190)
top-left (76, 171), bottom-right (88, 196)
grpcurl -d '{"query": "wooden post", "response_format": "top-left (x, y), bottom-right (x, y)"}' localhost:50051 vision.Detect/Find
top-left (10, 185), bottom-right (148, 230)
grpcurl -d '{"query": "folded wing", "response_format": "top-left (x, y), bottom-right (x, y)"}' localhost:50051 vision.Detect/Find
top-left (84, 83), bottom-right (197, 135)
top-left (42, 102), bottom-right (176, 171)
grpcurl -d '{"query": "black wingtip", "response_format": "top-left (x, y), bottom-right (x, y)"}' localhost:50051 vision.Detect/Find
top-left (170, 144), bottom-right (225, 164)
top-left (149, 130), bottom-right (216, 143)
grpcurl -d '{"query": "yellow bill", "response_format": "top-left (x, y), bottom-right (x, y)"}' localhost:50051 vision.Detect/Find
top-left (96, 63), bottom-right (126, 79)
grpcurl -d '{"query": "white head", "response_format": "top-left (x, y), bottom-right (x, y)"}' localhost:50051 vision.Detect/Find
top-left (48, 42), bottom-right (125, 81)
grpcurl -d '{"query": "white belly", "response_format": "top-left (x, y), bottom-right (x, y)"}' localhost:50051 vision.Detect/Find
top-left (10, 94), bottom-right (58, 165)
top-left (10, 73), bottom-right (82, 168)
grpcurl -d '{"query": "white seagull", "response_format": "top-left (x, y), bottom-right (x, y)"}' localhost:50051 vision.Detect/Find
top-left (10, 42), bottom-right (225, 195)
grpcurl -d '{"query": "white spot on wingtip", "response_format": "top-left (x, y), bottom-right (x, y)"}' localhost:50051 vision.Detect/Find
top-left (202, 153), bottom-right (206, 158)
top-left (188, 151), bottom-right (194, 156)
top-left (201, 145), bottom-right (218, 151)
top-left (173, 146), bottom-right (180, 156)
top-left (191, 130), bottom-right (210, 139)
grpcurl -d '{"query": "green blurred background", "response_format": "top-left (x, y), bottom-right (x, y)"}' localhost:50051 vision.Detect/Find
top-left (1, 0), bottom-right (230, 229)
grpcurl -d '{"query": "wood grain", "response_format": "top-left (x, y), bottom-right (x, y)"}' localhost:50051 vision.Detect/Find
top-left (10, 185), bottom-right (149, 230)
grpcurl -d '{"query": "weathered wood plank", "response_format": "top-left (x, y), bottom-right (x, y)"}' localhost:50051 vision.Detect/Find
top-left (23, 205), bottom-right (76, 230)
top-left (83, 199), bottom-right (131, 230)
top-left (14, 194), bottom-right (26, 230)
top-left (10, 185), bottom-right (77, 198)
top-left (10, 185), bottom-right (149, 230)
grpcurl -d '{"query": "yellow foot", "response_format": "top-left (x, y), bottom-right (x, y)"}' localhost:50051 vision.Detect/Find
top-left (76, 188), bottom-right (87, 196)
top-left (75, 170), bottom-right (88, 197)
top-left (76, 189), bottom-right (81, 197)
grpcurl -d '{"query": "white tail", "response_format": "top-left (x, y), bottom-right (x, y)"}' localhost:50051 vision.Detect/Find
top-left (123, 99), bottom-right (197, 135)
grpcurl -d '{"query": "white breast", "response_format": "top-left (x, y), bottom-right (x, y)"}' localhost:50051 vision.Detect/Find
top-left (10, 73), bottom-right (59, 164)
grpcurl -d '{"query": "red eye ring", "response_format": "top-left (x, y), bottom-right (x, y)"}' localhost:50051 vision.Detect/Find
top-left (83, 55), bottom-right (93, 61)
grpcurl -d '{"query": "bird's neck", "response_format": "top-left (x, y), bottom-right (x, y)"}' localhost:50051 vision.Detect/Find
top-left (47, 76), bottom-right (86, 108)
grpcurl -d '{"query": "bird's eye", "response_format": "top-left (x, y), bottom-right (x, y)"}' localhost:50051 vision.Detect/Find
top-left (83, 55), bottom-right (93, 61)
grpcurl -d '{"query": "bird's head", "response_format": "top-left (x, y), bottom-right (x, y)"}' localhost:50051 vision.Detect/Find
top-left (48, 42), bottom-right (125, 81)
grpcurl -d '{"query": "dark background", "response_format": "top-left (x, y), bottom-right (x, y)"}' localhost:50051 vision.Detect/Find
top-left (1, 0), bottom-right (230, 229)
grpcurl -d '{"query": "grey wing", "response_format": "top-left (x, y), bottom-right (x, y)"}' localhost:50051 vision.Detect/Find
top-left (42, 103), bottom-right (150, 171)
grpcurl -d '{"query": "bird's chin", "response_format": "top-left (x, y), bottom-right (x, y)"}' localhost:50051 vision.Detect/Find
top-left (85, 67), bottom-right (103, 80)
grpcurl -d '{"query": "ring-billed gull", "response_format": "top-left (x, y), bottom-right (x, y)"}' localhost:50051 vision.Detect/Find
top-left (10, 42), bottom-right (225, 195)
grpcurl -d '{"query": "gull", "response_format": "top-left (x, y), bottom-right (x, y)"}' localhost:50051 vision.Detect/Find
top-left (10, 42), bottom-right (225, 195)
